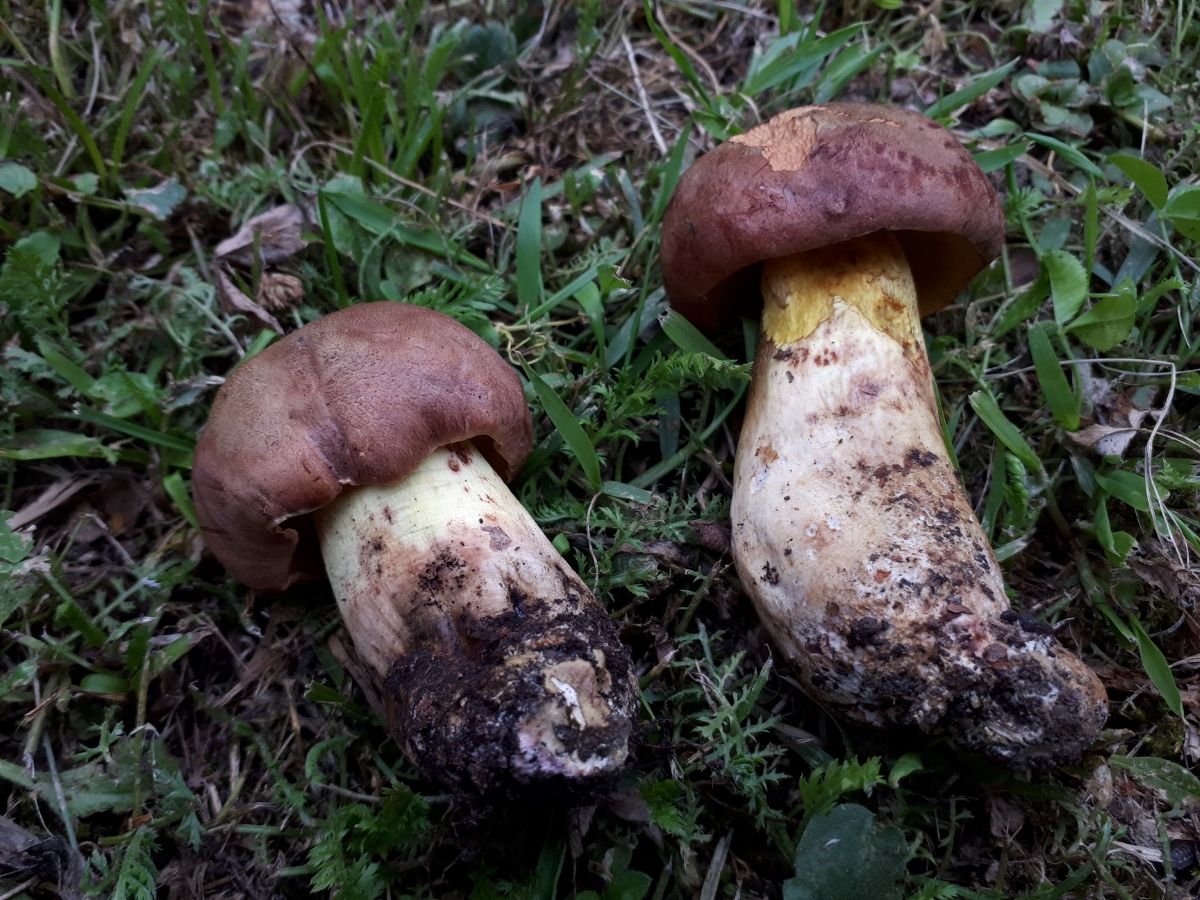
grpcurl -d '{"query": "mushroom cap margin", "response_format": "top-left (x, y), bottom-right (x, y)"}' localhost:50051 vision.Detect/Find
top-left (660, 102), bottom-right (1005, 332)
top-left (191, 302), bottom-right (533, 591)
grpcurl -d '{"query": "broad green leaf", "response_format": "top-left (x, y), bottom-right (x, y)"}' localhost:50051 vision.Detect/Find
top-left (80, 673), bottom-right (131, 695)
top-left (1023, 0), bottom-right (1063, 32)
top-left (972, 141), bottom-right (1030, 173)
top-left (1127, 616), bottom-right (1184, 718)
top-left (1066, 279), bottom-right (1136, 351)
top-left (925, 60), bottom-right (1018, 120)
top-left (0, 511), bottom-right (32, 564)
top-left (993, 272), bottom-right (1048, 337)
top-left (1042, 250), bottom-right (1088, 324)
top-left (6, 230), bottom-right (60, 267)
top-left (0, 660), bottom-right (36, 696)
top-left (1109, 154), bottom-right (1168, 210)
top-left (1093, 498), bottom-right (1136, 563)
top-left (784, 804), bottom-right (910, 900)
top-left (516, 178), bottom-right (544, 311)
top-left (1028, 323), bottom-right (1079, 430)
top-left (601, 481), bottom-right (654, 504)
top-left (887, 753), bottom-right (923, 788)
top-left (968, 391), bottom-right (1041, 471)
top-left (1095, 469), bottom-right (1153, 511)
top-left (125, 177), bottom-right (187, 219)
top-left (0, 161), bottom-right (37, 197)
top-left (659, 309), bottom-right (726, 359)
top-left (1163, 186), bottom-right (1200, 242)
top-left (525, 368), bottom-right (602, 489)
top-left (72, 172), bottom-right (99, 195)
top-left (1110, 755), bottom-right (1200, 805)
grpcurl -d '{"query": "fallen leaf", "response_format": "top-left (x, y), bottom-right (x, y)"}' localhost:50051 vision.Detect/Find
top-left (1067, 423), bottom-right (1141, 457)
top-left (1128, 540), bottom-right (1200, 609)
top-left (8, 476), bottom-right (93, 529)
top-left (0, 162), bottom-right (38, 198)
top-left (215, 267), bottom-right (283, 333)
top-left (1008, 246), bottom-right (1042, 289)
top-left (256, 271), bottom-right (304, 311)
top-left (988, 794), bottom-right (1026, 840)
top-left (241, 0), bottom-right (307, 39)
top-left (690, 520), bottom-right (731, 554)
top-left (215, 203), bottom-right (307, 266)
top-left (125, 178), bottom-right (187, 219)
top-left (0, 815), bottom-right (84, 900)
top-left (604, 788), bottom-right (651, 824)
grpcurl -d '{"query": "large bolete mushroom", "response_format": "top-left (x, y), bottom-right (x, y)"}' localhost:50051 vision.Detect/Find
top-left (192, 302), bottom-right (636, 794)
top-left (661, 104), bottom-right (1107, 766)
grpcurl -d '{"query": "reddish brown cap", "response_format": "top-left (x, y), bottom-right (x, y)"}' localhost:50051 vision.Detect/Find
top-left (192, 303), bottom-right (533, 592)
top-left (661, 103), bottom-right (1005, 331)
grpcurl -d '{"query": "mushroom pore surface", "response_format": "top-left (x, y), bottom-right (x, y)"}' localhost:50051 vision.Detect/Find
top-left (733, 232), bottom-right (1107, 767)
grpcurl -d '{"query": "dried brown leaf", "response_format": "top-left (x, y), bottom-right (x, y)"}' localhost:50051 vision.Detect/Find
top-left (215, 204), bottom-right (307, 266)
top-left (0, 816), bottom-right (84, 900)
top-left (256, 271), bottom-right (304, 311)
top-left (1128, 540), bottom-right (1200, 609)
top-left (1066, 423), bottom-right (1141, 457)
top-left (988, 795), bottom-right (1026, 840)
top-left (215, 267), bottom-right (283, 333)
top-left (8, 476), bottom-right (93, 529)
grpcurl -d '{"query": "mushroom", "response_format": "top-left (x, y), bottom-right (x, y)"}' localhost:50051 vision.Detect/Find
top-left (660, 104), bottom-right (1107, 766)
top-left (191, 303), bottom-right (636, 794)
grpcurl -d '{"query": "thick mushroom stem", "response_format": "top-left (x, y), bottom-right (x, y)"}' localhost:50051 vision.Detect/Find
top-left (732, 232), bottom-right (1107, 767)
top-left (314, 441), bottom-right (636, 794)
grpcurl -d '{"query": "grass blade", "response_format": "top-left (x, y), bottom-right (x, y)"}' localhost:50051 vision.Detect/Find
top-left (516, 178), bottom-right (544, 313)
top-left (524, 367), bottom-right (601, 489)
top-left (1128, 615), bottom-right (1184, 718)
top-left (1027, 324), bottom-right (1080, 430)
top-left (72, 407), bottom-right (195, 456)
top-left (924, 59), bottom-right (1017, 120)
top-left (968, 391), bottom-right (1041, 471)
top-left (1109, 154), bottom-right (1168, 210)
top-left (1026, 133), bottom-right (1104, 178)
top-left (659, 309), bottom-right (726, 359)
top-left (973, 141), bottom-right (1030, 174)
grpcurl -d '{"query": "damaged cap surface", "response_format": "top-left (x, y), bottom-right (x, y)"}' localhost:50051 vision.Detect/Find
top-left (661, 103), bottom-right (1005, 331)
top-left (192, 302), bottom-right (533, 591)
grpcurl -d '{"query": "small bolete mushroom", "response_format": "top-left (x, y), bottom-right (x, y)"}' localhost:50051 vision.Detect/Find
top-left (192, 303), bottom-right (636, 794)
top-left (661, 104), bottom-right (1107, 766)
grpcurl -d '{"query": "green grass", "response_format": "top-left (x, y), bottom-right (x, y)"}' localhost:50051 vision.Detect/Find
top-left (2, 1), bottom-right (1199, 897)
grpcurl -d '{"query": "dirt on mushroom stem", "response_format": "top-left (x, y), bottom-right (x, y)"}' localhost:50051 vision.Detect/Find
top-left (732, 232), bottom-right (1107, 767)
top-left (314, 441), bottom-right (637, 796)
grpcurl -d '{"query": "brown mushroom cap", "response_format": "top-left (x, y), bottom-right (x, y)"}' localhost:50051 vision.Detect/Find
top-left (192, 302), bottom-right (533, 592)
top-left (661, 103), bottom-right (1005, 331)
